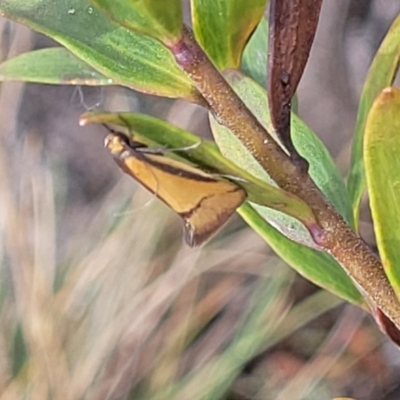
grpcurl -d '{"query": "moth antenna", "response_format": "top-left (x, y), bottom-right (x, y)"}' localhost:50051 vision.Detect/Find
top-left (112, 193), bottom-right (157, 217)
top-left (211, 173), bottom-right (247, 183)
top-left (71, 85), bottom-right (104, 110)
top-left (134, 140), bottom-right (201, 155)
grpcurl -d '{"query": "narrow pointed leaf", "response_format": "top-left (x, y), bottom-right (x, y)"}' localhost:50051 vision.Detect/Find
top-left (348, 13), bottom-right (400, 226)
top-left (364, 87), bottom-right (400, 298)
top-left (191, 0), bottom-right (267, 70)
top-left (0, 0), bottom-right (201, 102)
top-left (241, 17), bottom-right (268, 87)
top-left (81, 111), bottom-right (318, 228)
top-left (92, 0), bottom-right (182, 45)
top-left (0, 48), bottom-right (113, 85)
top-left (239, 203), bottom-right (364, 306)
top-left (268, 0), bottom-right (322, 162)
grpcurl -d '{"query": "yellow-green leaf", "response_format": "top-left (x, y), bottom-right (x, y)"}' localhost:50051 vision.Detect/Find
top-left (348, 13), bottom-right (400, 227)
top-left (241, 17), bottom-right (268, 87)
top-left (239, 204), bottom-right (364, 306)
top-left (92, 0), bottom-right (183, 45)
top-left (191, 0), bottom-right (267, 70)
top-left (0, 48), bottom-right (113, 86)
top-left (364, 86), bottom-right (400, 299)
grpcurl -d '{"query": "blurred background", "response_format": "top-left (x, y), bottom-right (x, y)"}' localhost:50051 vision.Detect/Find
top-left (0, 0), bottom-right (400, 399)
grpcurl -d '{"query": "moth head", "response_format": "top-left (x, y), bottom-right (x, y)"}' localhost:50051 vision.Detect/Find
top-left (104, 132), bottom-right (131, 158)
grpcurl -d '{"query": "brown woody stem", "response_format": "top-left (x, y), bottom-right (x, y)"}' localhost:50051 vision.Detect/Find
top-left (168, 27), bottom-right (400, 328)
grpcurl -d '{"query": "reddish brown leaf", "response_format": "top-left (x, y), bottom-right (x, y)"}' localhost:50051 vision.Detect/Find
top-left (267, 0), bottom-right (323, 170)
top-left (374, 308), bottom-right (400, 347)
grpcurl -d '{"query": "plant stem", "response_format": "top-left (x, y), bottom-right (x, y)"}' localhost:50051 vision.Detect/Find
top-left (168, 27), bottom-right (400, 329)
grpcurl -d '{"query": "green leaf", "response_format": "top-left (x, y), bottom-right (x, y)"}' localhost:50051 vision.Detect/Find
top-left (92, 0), bottom-right (182, 45)
top-left (12, 324), bottom-right (28, 377)
top-left (364, 87), bottom-right (400, 299)
top-left (191, 0), bottom-right (267, 70)
top-left (241, 17), bottom-right (268, 87)
top-left (80, 111), bottom-right (318, 229)
top-left (210, 70), bottom-right (353, 247)
top-left (239, 203), bottom-right (364, 306)
top-left (0, 0), bottom-right (200, 101)
top-left (0, 48), bottom-right (113, 85)
top-left (347, 13), bottom-right (400, 227)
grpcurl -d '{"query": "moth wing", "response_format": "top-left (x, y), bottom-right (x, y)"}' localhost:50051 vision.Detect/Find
top-left (106, 134), bottom-right (246, 247)
top-left (182, 185), bottom-right (246, 247)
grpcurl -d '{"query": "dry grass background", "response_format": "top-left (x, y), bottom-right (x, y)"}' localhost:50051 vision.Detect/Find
top-left (0, 1), bottom-right (400, 399)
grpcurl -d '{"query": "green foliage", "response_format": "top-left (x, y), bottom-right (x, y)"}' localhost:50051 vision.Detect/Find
top-left (12, 325), bottom-right (28, 377)
top-left (191, 0), bottom-right (267, 70)
top-left (92, 0), bottom-right (183, 44)
top-left (364, 87), bottom-right (400, 299)
top-left (0, 48), bottom-right (112, 85)
top-left (0, 0), bottom-right (367, 307)
top-left (239, 204), bottom-right (364, 306)
top-left (2, 0), bottom-right (400, 307)
top-left (241, 17), bottom-right (268, 87)
top-left (0, 0), bottom-right (199, 100)
top-left (347, 13), bottom-right (400, 226)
